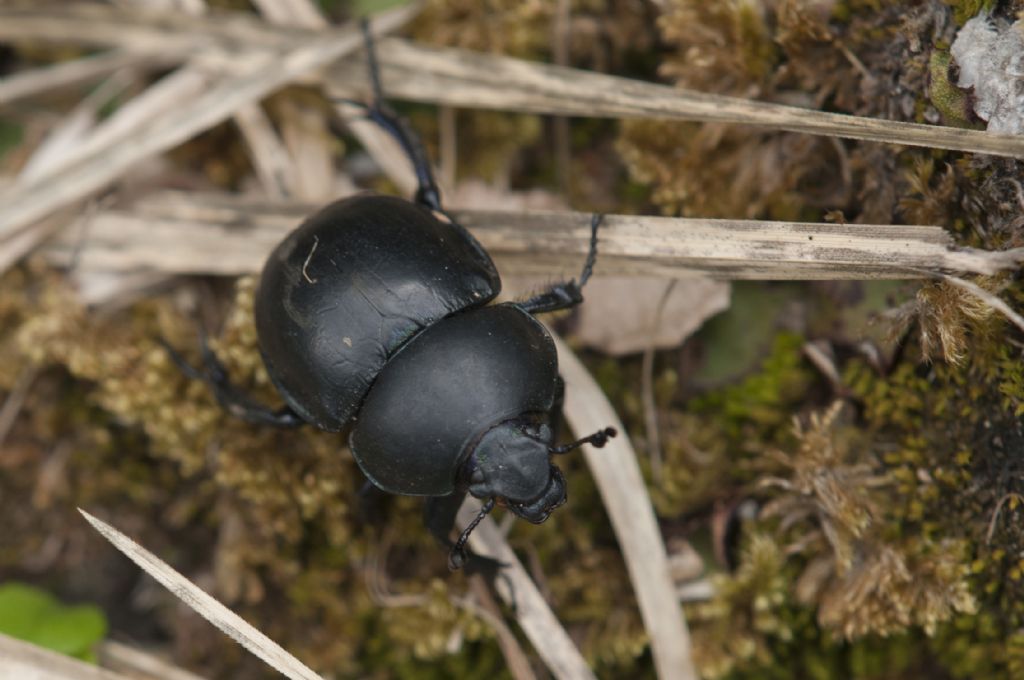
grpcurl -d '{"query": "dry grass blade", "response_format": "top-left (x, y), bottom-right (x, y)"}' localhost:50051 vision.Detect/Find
top-left (0, 50), bottom-right (164, 107)
top-left (251, 0), bottom-right (326, 29)
top-left (0, 632), bottom-right (130, 680)
top-left (41, 192), bottom-right (1024, 281)
top-left (79, 509), bottom-right (325, 680)
top-left (233, 103), bottom-right (297, 199)
top-left (0, 367), bottom-right (36, 449)
top-left (99, 640), bottom-right (210, 680)
top-left (327, 39), bottom-right (1024, 159)
top-left (552, 333), bottom-right (697, 680)
top-left (0, 6), bottom-right (1018, 165)
top-left (454, 500), bottom-right (597, 680)
top-left (0, 4), bottom-right (419, 272)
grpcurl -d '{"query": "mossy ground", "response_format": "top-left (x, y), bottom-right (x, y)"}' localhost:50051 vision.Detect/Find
top-left (3, 0), bottom-right (1024, 678)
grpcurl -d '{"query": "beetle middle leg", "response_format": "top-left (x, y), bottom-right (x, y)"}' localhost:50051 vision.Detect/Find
top-left (160, 329), bottom-right (303, 428)
top-left (519, 213), bottom-right (603, 315)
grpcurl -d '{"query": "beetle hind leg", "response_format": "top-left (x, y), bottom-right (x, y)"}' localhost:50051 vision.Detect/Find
top-left (335, 20), bottom-right (444, 214)
top-left (519, 213), bottom-right (604, 315)
top-left (159, 329), bottom-right (303, 428)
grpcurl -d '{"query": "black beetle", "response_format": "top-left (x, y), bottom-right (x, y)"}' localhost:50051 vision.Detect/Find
top-left (166, 24), bottom-right (615, 570)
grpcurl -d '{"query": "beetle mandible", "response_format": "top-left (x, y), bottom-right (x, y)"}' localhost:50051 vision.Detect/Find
top-left (166, 23), bottom-right (615, 570)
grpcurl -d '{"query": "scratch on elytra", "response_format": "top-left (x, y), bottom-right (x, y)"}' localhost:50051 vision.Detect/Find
top-left (302, 236), bottom-right (319, 284)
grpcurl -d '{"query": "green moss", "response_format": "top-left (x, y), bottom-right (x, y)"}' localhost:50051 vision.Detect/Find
top-left (0, 118), bottom-right (22, 163)
top-left (838, 290), bottom-right (1024, 678)
top-left (942, 0), bottom-right (997, 25)
top-left (650, 332), bottom-right (814, 518)
top-left (928, 50), bottom-right (981, 128)
top-left (690, 332), bottom-right (814, 440)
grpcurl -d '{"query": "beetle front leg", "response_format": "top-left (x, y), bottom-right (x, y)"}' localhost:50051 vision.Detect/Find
top-left (424, 491), bottom-right (467, 564)
top-left (424, 493), bottom-right (505, 573)
top-left (519, 213), bottom-right (603, 315)
top-left (160, 330), bottom-right (303, 428)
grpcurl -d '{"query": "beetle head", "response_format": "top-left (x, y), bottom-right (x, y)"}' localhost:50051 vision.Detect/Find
top-left (466, 420), bottom-right (567, 524)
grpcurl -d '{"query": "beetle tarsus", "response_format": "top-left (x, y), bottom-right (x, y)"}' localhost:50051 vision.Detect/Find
top-left (577, 213), bottom-right (603, 288)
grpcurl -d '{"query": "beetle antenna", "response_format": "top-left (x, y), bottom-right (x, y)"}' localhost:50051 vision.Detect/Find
top-left (449, 497), bottom-right (496, 571)
top-left (577, 213), bottom-right (603, 288)
top-left (550, 427), bottom-right (617, 455)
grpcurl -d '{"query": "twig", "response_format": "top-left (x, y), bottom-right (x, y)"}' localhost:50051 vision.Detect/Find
top-left (364, 531), bottom-right (536, 680)
top-left (98, 641), bottom-right (209, 680)
top-left (552, 333), bottom-right (697, 680)
top-left (0, 632), bottom-right (131, 680)
top-left (233, 103), bottom-right (296, 199)
top-left (161, 0), bottom-right (301, 202)
top-left (4, 5), bottom-right (1015, 158)
top-left (551, 0), bottom-right (571, 195)
top-left (327, 38), bottom-right (1024, 159)
top-left (0, 49), bottom-right (166, 108)
top-left (0, 4), bottom-right (420, 274)
top-left (79, 509), bottom-right (325, 680)
top-left (454, 499), bottom-right (597, 680)
top-left (463, 578), bottom-right (538, 680)
top-left (41, 191), bottom-right (1024, 281)
top-left (986, 493), bottom-right (1024, 544)
top-left (250, 0), bottom-right (326, 29)
top-left (17, 70), bottom-right (134, 184)
top-left (0, 367), bottom-right (37, 451)
top-left (641, 280), bottom-right (677, 482)
top-left (252, 0), bottom-right (360, 205)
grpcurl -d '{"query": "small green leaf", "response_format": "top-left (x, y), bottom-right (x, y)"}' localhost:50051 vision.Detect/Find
top-left (0, 582), bottom-right (61, 639)
top-left (0, 582), bottom-right (107, 662)
top-left (692, 282), bottom-right (801, 388)
top-left (32, 605), bottom-right (108, 659)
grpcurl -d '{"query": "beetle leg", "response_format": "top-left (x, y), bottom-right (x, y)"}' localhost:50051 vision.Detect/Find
top-left (424, 493), bottom-right (506, 574)
top-left (354, 20), bottom-right (444, 213)
top-left (549, 376), bottom-right (566, 443)
top-left (449, 497), bottom-right (496, 570)
top-left (357, 480), bottom-right (390, 526)
top-left (519, 214), bottom-right (603, 315)
top-left (424, 491), bottom-right (466, 556)
top-left (159, 332), bottom-right (303, 428)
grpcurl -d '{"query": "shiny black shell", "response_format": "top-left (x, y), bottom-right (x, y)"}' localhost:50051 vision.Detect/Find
top-left (350, 304), bottom-right (558, 496)
top-left (254, 194), bottom-right (501, 431)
